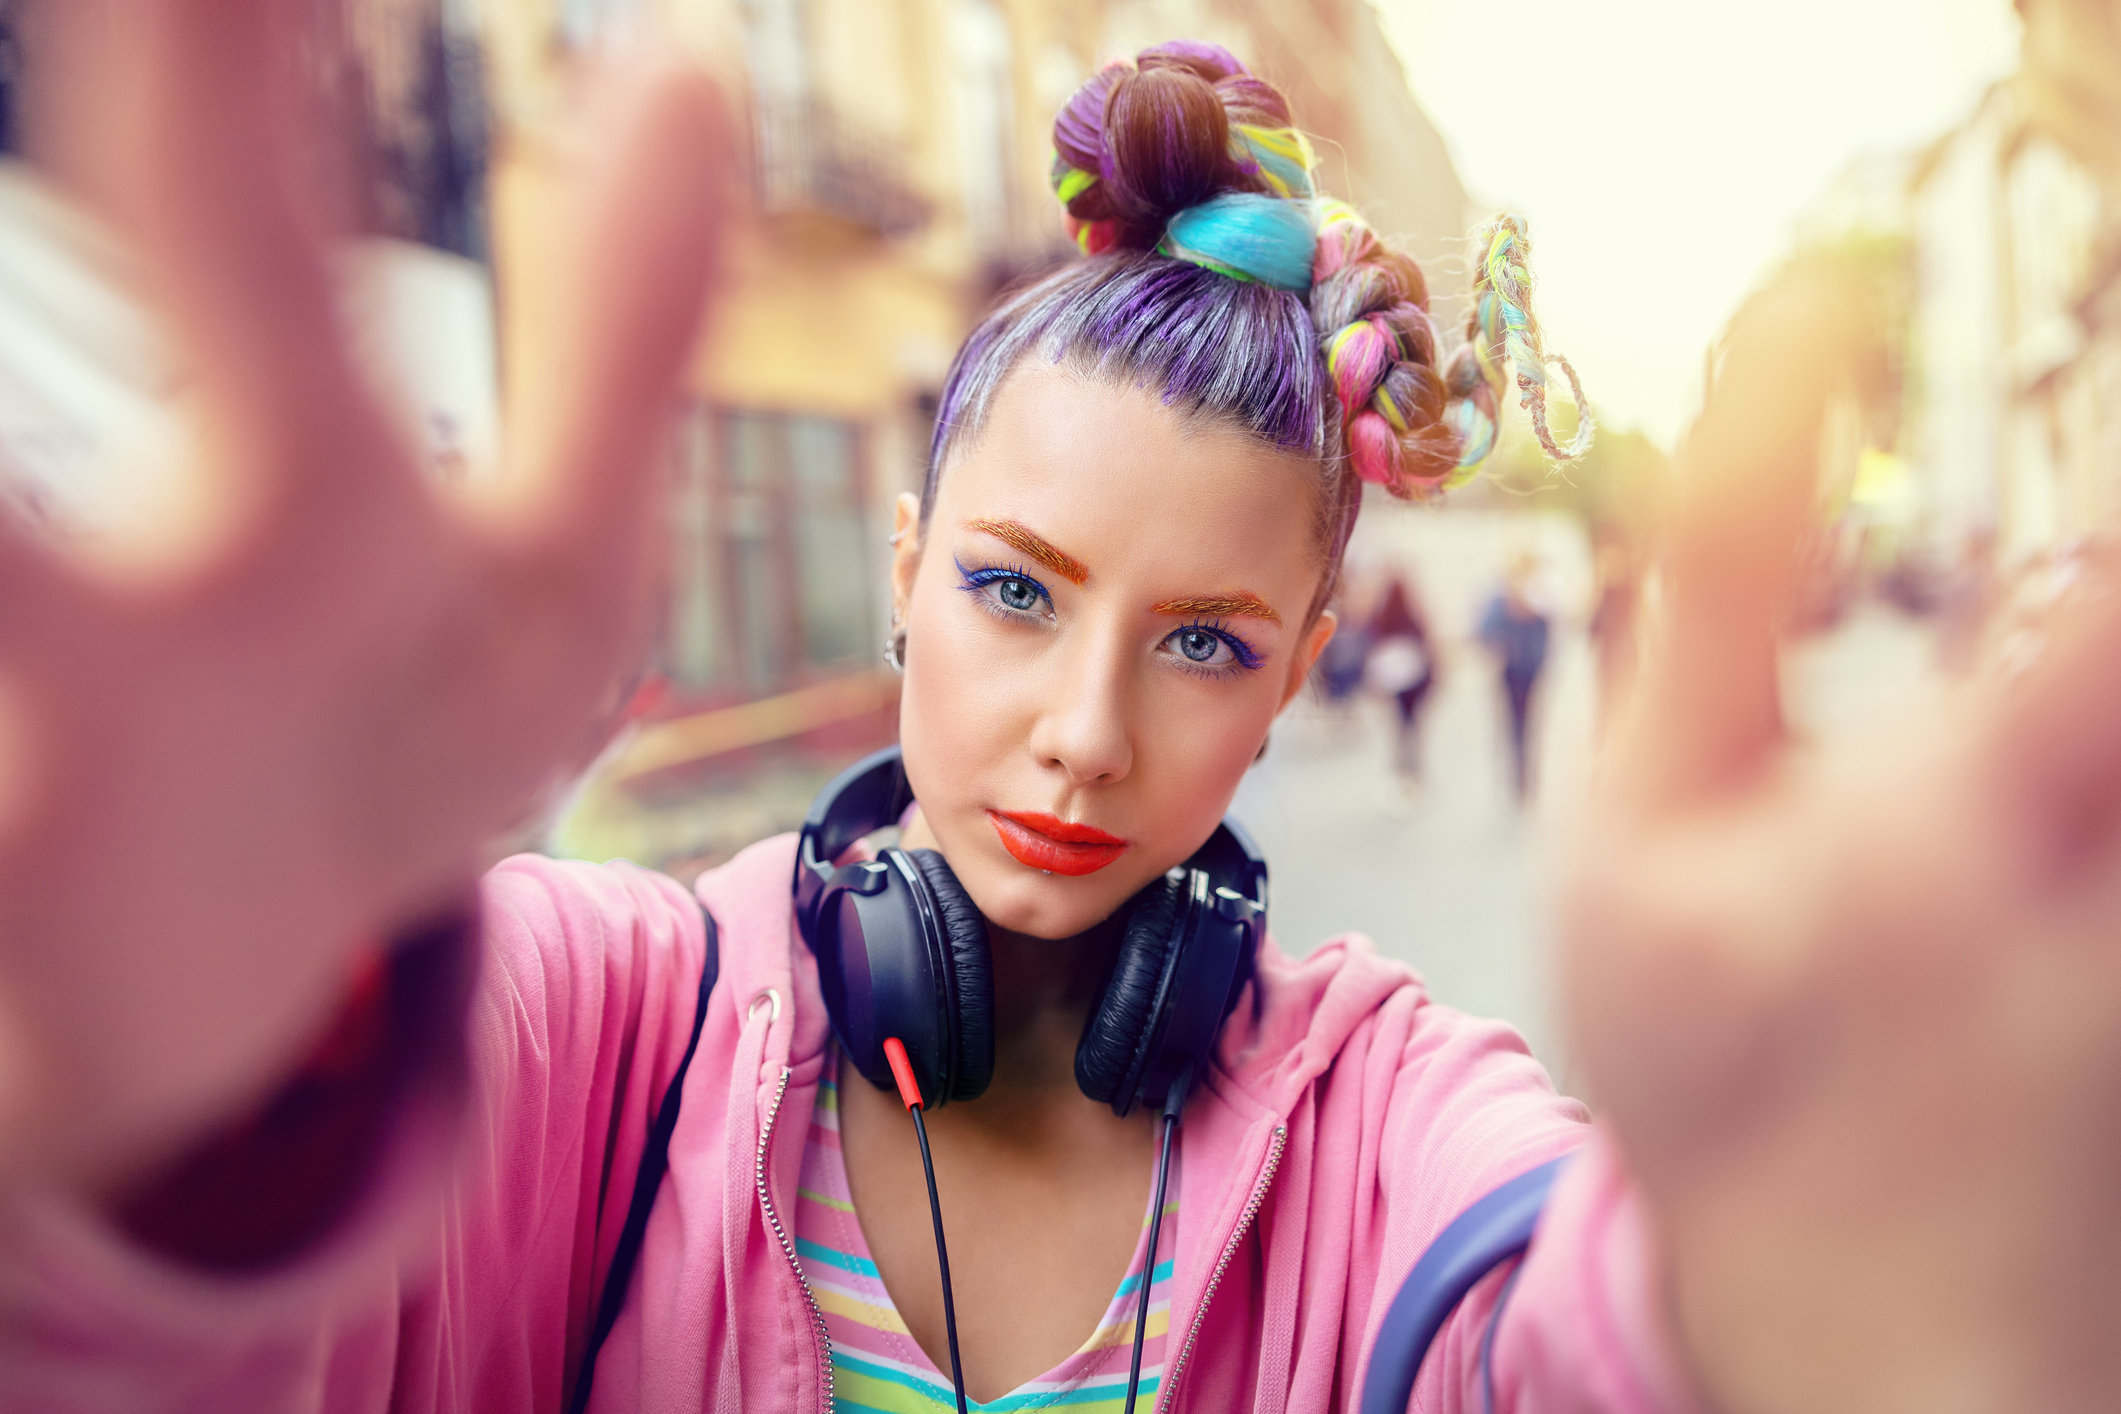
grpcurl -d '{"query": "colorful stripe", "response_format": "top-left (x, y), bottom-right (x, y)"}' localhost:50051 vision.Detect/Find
top-left (796, 1059), bottom-right (1179, 1412)
top-left (1231, 124), bottom-right (1316, 199)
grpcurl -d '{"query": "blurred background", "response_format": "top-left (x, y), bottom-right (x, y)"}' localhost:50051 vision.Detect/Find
top-left (2, 0), bottom-right (2117, 1071)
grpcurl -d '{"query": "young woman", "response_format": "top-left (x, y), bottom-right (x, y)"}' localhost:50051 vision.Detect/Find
top-left (6, 11), bottom-right (2121, 1414)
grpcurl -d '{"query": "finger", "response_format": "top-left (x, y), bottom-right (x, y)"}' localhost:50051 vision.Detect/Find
top-left (1613, 269), bottom-right (1863, 811)
top-left (1986, 561), bottom-right (2121, 865)
top-left (495, 64), bottom-right (734, 589)
top-left (39, 0), bottom-right (417, 547)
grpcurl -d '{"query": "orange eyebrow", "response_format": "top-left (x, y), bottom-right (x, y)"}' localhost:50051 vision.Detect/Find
top-left (1153, 593), bottom-right (1283, 625)
top-left (966, 518), bottom-right (1090, 585)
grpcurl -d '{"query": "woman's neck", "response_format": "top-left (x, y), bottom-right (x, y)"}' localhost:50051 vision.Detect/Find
top-left (896, 804), bottom-right (1126, 1103)
top-left (978, 916), bottom-right (1123, 1102)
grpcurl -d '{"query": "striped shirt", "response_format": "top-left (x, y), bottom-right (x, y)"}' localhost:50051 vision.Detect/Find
top-left (795, 1054), bottom-right (1179, 1413)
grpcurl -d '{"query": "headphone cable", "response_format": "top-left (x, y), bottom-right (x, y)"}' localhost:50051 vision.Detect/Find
top-left (910, 1103), bottom-right (970, 1414)
top-left (885, 1039), bottom-right (1188, 1414)
top-left (1124, 1066), bottom-right (1193, 1414)
top-left (1124, 1107), bottom-right (1180, 1414)
top-left (885, 1038), bottom-right (970, 1414)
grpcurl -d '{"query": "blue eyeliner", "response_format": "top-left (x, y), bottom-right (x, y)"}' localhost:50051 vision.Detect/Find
top-left (955, 558), bottom-right (1055, 617)
top-left (1176, 617), bottom-right (1265, 672)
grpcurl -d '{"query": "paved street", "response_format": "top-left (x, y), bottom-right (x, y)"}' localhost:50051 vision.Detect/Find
top-left (1232, 506), bottom-right (1946, 1084)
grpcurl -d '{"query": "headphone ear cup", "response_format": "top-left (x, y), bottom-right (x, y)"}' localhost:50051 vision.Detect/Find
top-left (1075, 872), bottom-right (1185, 1108)
top-left (905, 848), bottom-right (996, 1102)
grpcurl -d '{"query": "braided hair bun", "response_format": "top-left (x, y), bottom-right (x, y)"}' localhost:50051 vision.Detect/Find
top-left (1048, 42), bottom-right (1589, 504)
top-left (1052, 41), bottom-right (1304, 253)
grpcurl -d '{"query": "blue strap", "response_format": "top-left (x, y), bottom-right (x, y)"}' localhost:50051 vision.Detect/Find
top-left (566, 903), bottom-right (721, 1414)
top-left (1359, 1154), bottom-right (1573, 1414)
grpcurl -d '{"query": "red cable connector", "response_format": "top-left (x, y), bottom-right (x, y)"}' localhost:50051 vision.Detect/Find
top-left (882, 1036), bottom-right (924, 1111)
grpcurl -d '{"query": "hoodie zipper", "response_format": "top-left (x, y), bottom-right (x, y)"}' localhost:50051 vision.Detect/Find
top-left (757, 1064), bottom-right (834, 1410)
top-left (1157, 1122), bottom-right (1288, 1413)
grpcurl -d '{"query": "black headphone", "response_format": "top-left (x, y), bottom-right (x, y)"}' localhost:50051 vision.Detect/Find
top-left (793, 745), bottom-right (1266, 1117)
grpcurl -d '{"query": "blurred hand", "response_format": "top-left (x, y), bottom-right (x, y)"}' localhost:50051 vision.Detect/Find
top-left (1563, 275), bottom-right (2121, 1413)
top-left (0, 3), bottom-right (730, 1186)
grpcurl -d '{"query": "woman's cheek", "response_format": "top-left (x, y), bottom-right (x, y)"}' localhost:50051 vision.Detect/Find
top-left (1120, 684), bottom-right (1272, 882)
top-left (896, 589), bottom-right (1042, 854)
top-left (1137, 673), bottom-right (1275, 799)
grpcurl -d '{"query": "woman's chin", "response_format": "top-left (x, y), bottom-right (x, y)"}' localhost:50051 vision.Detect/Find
top-left (957, 860), bottom-right (1154, 941)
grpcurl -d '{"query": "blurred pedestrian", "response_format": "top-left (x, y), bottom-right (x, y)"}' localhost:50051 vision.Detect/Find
top-left (1479, 552), bottom-right (1552, 803)
top-left (1362, 574), bottom-right (1436, 783)
top-left (1311, 575), bottom-right (1374, 729)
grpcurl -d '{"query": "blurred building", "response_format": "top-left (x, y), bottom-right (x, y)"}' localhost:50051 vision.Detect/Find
top-left (1910, 19), bottom-right (2121, 567)
top-left (485, 0), bottom-right (1472, 828)
top-left (1808, 0), bottom-right (2121, 575)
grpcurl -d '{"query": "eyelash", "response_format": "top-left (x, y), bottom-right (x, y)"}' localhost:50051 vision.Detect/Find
top-left (1167, 618), bottom-right (1265, 678)
top-left (953, 560), bottom-right (1264, 677)
top-left (956, 559), bottom-right (1055, 623)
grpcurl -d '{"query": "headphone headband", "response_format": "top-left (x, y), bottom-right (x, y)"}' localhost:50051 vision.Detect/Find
top-left (800, 748), bottom-right (914, 873)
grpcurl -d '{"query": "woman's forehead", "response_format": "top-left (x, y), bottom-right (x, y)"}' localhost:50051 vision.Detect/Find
top-left (936, 364), bottom-right (1320, 577)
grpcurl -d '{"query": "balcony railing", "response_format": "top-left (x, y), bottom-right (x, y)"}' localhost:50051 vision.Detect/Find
top-left (753, 97), bottom-right (929, 239)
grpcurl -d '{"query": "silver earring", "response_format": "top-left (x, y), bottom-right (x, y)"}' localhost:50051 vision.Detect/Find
top-left (883, 610), bottom-right (906, 674)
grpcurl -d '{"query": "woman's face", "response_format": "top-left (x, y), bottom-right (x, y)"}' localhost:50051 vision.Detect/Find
top-left (892, 362), bottom-right (1336, 940)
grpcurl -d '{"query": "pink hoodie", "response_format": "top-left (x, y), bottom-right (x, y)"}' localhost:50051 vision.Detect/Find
top-left (0, 836), bottom-right (1698, 1414)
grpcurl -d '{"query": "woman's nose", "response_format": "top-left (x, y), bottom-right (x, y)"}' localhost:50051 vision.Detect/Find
top-left (1027, 622), bottom-right (1134, 787)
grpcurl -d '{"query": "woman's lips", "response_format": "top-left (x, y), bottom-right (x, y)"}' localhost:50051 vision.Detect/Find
top-left (986, 810), bottom-right (1128, 876)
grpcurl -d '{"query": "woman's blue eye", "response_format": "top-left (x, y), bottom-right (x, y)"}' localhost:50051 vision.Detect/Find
top-left (956, 559), bottom-right (1054, 620)
top-left (1161, 620), bottom-right (1262, 673)
top-left (1176, 628), bottom-right (1225, 663)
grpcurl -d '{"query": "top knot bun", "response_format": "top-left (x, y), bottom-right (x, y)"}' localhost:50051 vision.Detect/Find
top-left (1052, 42), bottom-right (1298, 253)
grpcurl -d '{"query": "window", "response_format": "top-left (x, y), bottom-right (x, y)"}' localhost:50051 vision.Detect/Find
top-left (665, 407), bottom-right (875, 696)
top-left (787, 416), bottom-right (870, 666)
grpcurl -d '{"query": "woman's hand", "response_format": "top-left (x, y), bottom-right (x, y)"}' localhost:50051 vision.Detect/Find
top-left (0, 2), bottom-right (730, 1187)
top-left (1563, 275), bottom-right (2121, 1413)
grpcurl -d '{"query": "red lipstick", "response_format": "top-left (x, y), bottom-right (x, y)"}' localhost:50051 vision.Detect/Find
top-left (987, 810), bottom-right (1128, 876)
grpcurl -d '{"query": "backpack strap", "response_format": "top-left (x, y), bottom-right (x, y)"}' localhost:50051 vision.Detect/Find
top-left (1358, 1153), bottom-right (1573, 1414)
top-left (566, 902), bottom-right (722, 1414)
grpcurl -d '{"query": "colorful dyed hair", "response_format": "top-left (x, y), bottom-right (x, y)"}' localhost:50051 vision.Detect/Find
top-left (923, 40), bottom-right (1588, 613)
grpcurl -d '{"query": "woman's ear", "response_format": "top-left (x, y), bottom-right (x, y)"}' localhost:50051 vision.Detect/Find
top-left (890, 491), bottom-right (923, 620)
top-left (1278, 609), bottom-right (1338, 712)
